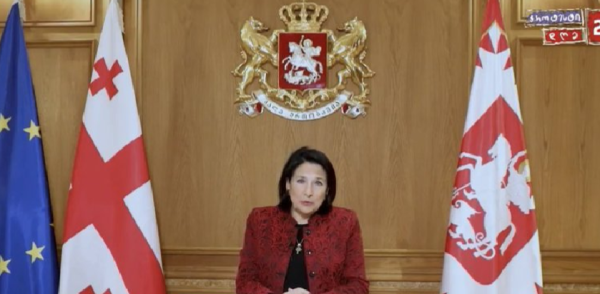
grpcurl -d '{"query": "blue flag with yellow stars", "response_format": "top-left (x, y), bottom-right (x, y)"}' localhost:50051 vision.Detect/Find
top-left (0, 3), bottom-right (59, 294)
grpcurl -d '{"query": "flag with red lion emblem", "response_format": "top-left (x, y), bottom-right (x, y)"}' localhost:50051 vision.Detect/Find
top-left (58, 0), bottom-right (167, 293)
top-left (440, 0), bottom-right (544, 293)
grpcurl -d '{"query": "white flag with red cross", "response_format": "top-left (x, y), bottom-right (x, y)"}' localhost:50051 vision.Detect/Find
top-left (440, 0), bottom-right (544, 293)
top-left (58, 1), bottom-right (166, 293)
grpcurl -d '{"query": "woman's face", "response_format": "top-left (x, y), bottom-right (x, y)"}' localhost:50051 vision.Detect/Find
top-left (286, 162), bottom-right (328, 220)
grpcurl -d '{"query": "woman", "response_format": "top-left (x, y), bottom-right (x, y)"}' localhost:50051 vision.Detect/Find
top-left (236, 146), bottom-right (369, 294)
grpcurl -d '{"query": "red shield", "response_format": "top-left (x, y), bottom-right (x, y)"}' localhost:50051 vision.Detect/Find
top-left (446, 97), bottom-right (539, 285)
top-left (278, 32), bottom-right (327, 91)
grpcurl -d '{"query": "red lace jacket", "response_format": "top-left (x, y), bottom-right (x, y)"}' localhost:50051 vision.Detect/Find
top-left (235, 206), bottom-right (369, 294)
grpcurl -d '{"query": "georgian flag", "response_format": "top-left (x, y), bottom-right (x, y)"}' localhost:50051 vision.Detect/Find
top-left (440, 0), bottom-right (544, 293)
top-left (58, 1), bottom-right (166, 293)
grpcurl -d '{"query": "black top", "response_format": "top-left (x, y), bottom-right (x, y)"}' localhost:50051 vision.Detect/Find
top-left (283, 224), bottom-right (309, 292)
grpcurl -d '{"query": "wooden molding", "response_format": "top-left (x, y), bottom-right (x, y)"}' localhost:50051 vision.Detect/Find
top-left (26, 39), bottom-right (95, 52)
top-left (165, 278), bottom-right (600, 294)
top-left (25, 38), bottom-right (96, 77)
top-left (516, 0), bottom-right (527, 23)
top-left (0, 0), bottom-right (95, 27)
top-left (161, 248), bottom-right (600, 284)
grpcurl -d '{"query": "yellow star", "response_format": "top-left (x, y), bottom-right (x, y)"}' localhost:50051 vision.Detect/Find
top-left (25, 242), bottom-right (45, 263)
top-left (0, 255), bottom-right (10, 276)
top-left (0, 114), bottom-right (10, 133)
top-left (23, 120), bottom-right (41, 140)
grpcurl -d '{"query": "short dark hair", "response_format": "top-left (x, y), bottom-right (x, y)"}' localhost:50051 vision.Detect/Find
top-left (277, 146), bottom-right (336, 215)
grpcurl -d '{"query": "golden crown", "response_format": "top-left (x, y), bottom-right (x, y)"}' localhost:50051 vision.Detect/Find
top-left (279, 1), bottom-right (329, 32)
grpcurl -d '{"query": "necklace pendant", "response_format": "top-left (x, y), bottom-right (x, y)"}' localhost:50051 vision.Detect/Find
top-left (295, 243), bottom-right (302, 254)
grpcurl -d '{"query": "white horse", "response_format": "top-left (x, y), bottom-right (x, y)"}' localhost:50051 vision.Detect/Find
top-left (453, 134), bottom-right (517, 259)
top-left (281, 42), bottom-right (323, 84)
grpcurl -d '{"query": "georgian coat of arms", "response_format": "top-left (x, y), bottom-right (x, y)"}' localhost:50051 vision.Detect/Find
top-left (231, 1), bottom-right (375, 120)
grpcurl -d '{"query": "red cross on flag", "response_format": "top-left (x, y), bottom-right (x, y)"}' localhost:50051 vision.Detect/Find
top-left (58, 1), bottom-right (167, 294)
top-left (440, 0), bottom-right (543, 293)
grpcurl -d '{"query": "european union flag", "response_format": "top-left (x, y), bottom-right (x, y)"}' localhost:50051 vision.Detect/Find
top-left (0, 3), bottom-right (59, 294)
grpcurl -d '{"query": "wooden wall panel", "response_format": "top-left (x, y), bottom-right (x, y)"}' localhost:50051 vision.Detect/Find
top-left (500, 0), bottom-right (600, 251)
top-left (137, 0), bottom-right (600, 292)
top-left (28, 41), bottom-right (94, 240)
top-left (142, 0), bottom-right (470, 250)
top-left (5, 0), bottom-right (600, 293)
top-left (516, 38), bottom-right (600, 249)
top-left (0, 0), bottom-right (94, 26)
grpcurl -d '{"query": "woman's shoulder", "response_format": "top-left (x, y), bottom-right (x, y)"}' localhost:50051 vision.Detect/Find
top-left (247, 206), bottom-right (283, 220)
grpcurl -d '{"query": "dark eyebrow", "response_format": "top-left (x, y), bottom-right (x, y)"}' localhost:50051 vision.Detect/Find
top-left (293, 175), bottom-right (325, 181)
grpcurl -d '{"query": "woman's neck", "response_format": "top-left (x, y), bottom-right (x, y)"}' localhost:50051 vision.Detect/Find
top-left (291, 208), bottom-right (310, 225)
